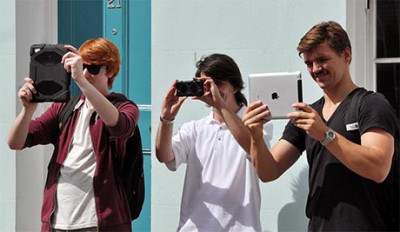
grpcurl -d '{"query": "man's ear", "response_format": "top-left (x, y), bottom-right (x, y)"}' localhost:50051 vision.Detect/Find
top-left (106, 71), bottom-right (115, 79)
top-left (344, 47), bottom-right (352, 64)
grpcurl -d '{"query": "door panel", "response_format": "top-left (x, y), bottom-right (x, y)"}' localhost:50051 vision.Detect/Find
top-left (58, 0), bottom-right (103, 97)
top-left (128, 0), bottom-right (151, 105)
top-left (104, 0), bottom-right (151, 231)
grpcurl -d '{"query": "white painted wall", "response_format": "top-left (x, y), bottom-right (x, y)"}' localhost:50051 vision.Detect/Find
top-left (0, 0), bottom-right (56, 231)
top-left (14, 0), bottom-right (57, 229)
top-left (0, 0), bottom-right (17, 231)
top-left (151, 0), bottom-right (346, 231)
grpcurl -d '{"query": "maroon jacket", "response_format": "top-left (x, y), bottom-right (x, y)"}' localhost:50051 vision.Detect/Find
top-left (23, 93), bottom-right (139, 231)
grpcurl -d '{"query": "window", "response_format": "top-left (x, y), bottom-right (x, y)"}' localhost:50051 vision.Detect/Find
top-left (371, 0), bottom-right (400, 118)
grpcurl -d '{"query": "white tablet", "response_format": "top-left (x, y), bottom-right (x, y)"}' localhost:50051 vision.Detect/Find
top-left (248, 71), bottom-right (302, 119)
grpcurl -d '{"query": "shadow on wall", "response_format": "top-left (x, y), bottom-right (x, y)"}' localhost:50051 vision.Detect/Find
top-left (278, 167), bottom-right (309, 232)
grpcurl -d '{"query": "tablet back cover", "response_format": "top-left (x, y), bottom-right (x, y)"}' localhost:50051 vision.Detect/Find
top-left (29, 44), bottom-right (71, 102)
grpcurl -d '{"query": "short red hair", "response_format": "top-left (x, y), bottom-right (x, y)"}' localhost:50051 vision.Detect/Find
top-left (78, 38), bottom-right (121, 89)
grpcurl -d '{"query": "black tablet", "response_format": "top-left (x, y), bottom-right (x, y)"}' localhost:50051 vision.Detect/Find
top-left (29, 44), bottom-right (71, 102)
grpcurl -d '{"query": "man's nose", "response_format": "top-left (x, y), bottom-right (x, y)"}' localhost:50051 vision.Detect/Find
top-left (312, 63), bottom-right (321, 73)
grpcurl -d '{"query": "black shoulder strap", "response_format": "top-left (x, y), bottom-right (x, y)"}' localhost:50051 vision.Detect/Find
top-left (111, 98), bottom-right (136, 109)
top-left (345, 88), bottom-right (374, 130)
top-left (58, 96), bottom-right (81, 132)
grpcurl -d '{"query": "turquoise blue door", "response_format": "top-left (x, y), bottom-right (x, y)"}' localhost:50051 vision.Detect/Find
top-left (104, 0), bottom-right (151, 231)
top-left (58, 0), bottom-right (151, 231)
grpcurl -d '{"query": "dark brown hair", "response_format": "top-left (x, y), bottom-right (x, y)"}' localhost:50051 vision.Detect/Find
top-left (195, 54), bottom-right (247, 106)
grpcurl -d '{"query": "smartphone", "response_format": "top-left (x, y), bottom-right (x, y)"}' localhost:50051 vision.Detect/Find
top-left (176, 80), bottom-right (204, 97)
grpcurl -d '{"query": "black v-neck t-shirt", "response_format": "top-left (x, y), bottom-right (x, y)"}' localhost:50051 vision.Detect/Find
top-left (281, 88), bottom-right (399, 231)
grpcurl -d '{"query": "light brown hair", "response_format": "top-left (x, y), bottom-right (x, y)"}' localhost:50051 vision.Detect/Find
top-left (297, 21), bottom-right (352, 59)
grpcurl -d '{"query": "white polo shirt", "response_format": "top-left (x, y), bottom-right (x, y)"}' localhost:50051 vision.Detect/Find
top-left (168, 106), bottom-right (273, 232)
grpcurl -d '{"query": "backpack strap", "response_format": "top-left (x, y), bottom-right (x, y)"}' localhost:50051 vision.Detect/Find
top-left (344, 88), bottom-right (374, 132)
top-left (58, 96), bottom-right (81, 132)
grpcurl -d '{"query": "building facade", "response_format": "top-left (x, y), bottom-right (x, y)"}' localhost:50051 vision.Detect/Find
top-left (1, 0), bottom-right (398, 231)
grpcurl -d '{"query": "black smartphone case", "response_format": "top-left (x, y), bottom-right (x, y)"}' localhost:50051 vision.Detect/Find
top-left (29, 44), bottom-right (71, 102)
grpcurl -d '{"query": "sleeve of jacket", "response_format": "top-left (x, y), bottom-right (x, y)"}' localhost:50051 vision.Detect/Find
top-left (106, 101), bottom-right (140, 139)
top-left (24, 103), bottom-right (64, 148)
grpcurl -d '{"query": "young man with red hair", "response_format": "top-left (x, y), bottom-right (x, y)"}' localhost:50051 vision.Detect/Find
top-left (8, 38), bottom-right (139, 231)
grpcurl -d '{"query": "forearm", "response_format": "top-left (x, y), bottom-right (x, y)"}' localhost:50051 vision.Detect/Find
top-left (8, 108), bottom-right (35, 150)
top-left (219, 105), bottom-right (251, 153)
top-left (155, 122), bottom-right (175, 163)
top-left (77, 79), bottom-right (119, 126)
top-left (326, 130), bottom-right (394, 183)
top-left (250, 134), bottom-right (280, 182)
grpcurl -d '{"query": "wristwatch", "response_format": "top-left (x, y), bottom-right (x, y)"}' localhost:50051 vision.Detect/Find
top-left (320, 128), bottom-right (336, 146)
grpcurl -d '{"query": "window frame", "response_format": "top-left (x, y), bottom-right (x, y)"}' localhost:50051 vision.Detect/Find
top-left (346, 0), bottom-right (371, 89)
top-left (347, 0), bottom-right (400, 90)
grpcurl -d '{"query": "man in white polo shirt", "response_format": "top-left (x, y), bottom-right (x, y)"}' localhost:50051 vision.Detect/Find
top-left (156, 54), bottom-right (273, 231)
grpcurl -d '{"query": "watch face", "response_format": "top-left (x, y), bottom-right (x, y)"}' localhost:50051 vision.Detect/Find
top-left (327, 130), bottom-right (335, 138)
top-left (321, 129), bottom-right (336, 146)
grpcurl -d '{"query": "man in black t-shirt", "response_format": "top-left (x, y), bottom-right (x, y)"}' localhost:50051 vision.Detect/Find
top-left (242, 21), bottom-right (399, 231)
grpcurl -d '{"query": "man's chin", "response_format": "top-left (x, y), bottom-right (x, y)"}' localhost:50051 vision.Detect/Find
top-left (317, 82), bottom-right (327, 89)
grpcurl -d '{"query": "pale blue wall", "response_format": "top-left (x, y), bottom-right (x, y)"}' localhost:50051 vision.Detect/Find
top-left (1, 1), bottom-right (57, 231)
top-left (0, 0), bottom-right (16, 230)
top-left (151, 0), bottom-right (346, 231)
